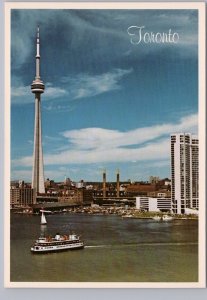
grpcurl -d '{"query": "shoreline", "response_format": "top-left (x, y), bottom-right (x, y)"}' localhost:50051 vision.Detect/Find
top-left (11, 209), bottom-right (199, 220)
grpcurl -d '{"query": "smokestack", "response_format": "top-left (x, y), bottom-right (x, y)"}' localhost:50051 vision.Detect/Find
top-left (116, 169), bottom-right (120, 198)
top-left (103, 169), bottom-right (106, 198)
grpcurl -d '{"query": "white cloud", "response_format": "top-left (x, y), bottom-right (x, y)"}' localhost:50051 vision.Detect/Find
top-left (11, 86), bottom-right (29, 97)
top-left (11, 68), bottom-right (133, 105)
top-left (43, 104), bottom-right (75, 113)
top-left (11, 82), bottom-right (68, 105)
top-left (12, 113), bottom-right (197, 168)
top-left (61, 113), bottom-right (197, 150)
top-left (12, 10), bottom-right (198, 62)
top-left (13, 156), bottom-right (33, 167)
top-left (61, 68), bottom-right (133, 100)
top-left (44, 84), bottom-right (68, 99)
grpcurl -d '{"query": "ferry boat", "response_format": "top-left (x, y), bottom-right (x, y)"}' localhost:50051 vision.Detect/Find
top-left (31, 233), bottom-right (84, 253)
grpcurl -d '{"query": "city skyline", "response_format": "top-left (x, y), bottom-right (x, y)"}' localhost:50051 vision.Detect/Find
top-left (11, 9), bottom-right (198, 182)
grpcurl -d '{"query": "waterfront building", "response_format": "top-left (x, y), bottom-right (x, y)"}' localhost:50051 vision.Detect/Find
top-left (148, 191), bottom-right (171, 198)
top-left (58, 188), bottom-right (93, 204)
top-left (136, 197), bottom-right (172, 212)
top-left (10, 187), bottom-right (36, 206)
top-left (82, 189), bottom-right (94, 203)
top-left (191, 136), bottom-right (199, 209)
top-left (126, 183), bottom-right (157, 197)
top-left (31, 27), bottom-right (45, 194)
top-left (58, 191), bottom-right (82, 205)
top-left (171, 133), bottom-right (199, 214)
top-left (93, 190), bottom-right (126, 198)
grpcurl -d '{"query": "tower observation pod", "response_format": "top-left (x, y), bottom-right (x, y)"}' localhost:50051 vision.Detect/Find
top-left (31, 26), bottom-right (45, 194)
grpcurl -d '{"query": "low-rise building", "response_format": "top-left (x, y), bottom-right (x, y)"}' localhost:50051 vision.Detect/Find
top-left (127, 183), bottom-right (157, 197)
top-left (136, 196), bottom-right (172, 212)
top-left (58, 189), bottom-right (82, 204)
top-left (58, 188), bottom-right (93, 204)
top-left (93, 190), bottom-right (126, 198)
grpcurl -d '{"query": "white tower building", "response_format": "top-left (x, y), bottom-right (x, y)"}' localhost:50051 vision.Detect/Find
top-left (31, 27), bottom-right (45, 194)
top-left (171, 133), bottom-right (199, 214)
top-left (190, 136), bottom-right (199, 209)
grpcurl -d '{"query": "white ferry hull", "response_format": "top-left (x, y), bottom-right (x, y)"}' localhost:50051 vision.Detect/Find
top-left (31, 242), bottom-right (84, 253)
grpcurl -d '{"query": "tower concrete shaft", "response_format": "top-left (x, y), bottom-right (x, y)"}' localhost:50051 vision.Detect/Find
top-left (31, 27), bottom-right (45, 194)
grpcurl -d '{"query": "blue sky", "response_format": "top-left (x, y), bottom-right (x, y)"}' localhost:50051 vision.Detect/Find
top-left (11, 9), bottom-right (198, 182)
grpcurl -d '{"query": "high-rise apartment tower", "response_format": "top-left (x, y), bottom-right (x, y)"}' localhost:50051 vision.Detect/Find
top-left (171, 133), bottom-right (199, 214)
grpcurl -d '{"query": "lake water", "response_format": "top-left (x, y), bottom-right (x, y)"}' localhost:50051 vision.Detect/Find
top-left (10, 213), bottom-right (198, 282)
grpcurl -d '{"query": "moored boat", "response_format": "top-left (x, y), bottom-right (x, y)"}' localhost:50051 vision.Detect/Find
top-left (152, 215), bottom-right (161, 221)
top-left (31, 233), bottom-right (84, 253)
top-left (162, 214), bottom-right (174, 221)
top-left (122, 214), bottom-right (133, 218)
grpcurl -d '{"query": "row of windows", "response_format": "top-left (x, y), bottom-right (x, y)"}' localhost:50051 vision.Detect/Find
top-left (36, 240), bottom-right (79, 246)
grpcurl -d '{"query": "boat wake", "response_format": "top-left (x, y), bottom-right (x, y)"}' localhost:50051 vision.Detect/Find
top-left (85, 245), bottom-right (112, 249)
top-left (85, 242), bottom-right (198, 249)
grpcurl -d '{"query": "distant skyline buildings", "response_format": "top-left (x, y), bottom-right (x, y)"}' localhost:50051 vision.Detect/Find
top-left (11, 9), bottom-right (198, 182)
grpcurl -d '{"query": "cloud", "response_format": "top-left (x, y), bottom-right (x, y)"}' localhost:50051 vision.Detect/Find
top-left (12, 113), bottom-right (197, 168)
top-left (11, 9), bottom-right (198, 73)
top-left (44, 135), bottom-right (63, 142)
top-left (43, 104), bottom-right (75, 113)
top-left (61, 113), bottom-right (197, 150)
top-left (61, 68), bottom-right (133, 100)
top-left (11, 68), bottom-right (133, 105)
top-left (44, 83), bottom-right (68, 99)
top-left (11, 169), bottom-right (32, 181)
top-left (11, 82), bottom-right (68, 105)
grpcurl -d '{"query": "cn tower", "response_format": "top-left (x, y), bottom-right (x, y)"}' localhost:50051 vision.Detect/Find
top-left (31, 26), bottom-right (45, 194)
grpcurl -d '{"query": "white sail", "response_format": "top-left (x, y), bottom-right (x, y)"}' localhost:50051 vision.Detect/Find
top-left (41, 211), bottom-right (47, 225)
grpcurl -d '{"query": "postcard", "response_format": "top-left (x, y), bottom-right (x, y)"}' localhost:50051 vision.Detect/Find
top-left (4, 2), bottom-right (206, 288)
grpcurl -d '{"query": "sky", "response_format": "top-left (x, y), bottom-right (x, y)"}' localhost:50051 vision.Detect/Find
top-left (11, 9), bottom-right (198, 182)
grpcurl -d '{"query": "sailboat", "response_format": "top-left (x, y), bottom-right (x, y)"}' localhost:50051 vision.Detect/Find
top-left (40, 209), bottom-right (51, 225)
